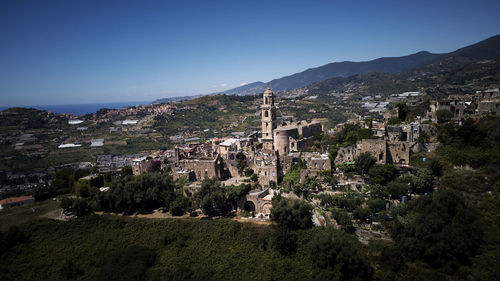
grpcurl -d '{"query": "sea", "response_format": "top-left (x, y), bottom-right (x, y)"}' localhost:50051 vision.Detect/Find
top-left (0, 101), bottom-right (150, 115)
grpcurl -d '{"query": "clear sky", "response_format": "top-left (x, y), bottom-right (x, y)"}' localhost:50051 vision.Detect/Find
top-left (1, 0), bottom-right (499, 106)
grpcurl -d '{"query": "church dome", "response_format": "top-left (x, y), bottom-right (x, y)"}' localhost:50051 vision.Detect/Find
top-left (264, 88), bottom-right (273, 95)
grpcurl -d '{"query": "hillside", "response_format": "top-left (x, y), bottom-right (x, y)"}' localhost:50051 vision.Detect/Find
top-left (301, 35), bottom-right (500, 98)
top-left (215, 34), bottom-right (500, 97)
top-left (218, 81), bottom-right (267, 96)
top-left (218, 52), bottom-right (442, 96)
top-left (266, 51), bottom-right (443, 91)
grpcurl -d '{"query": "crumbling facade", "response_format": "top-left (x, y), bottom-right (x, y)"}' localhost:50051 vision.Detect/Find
top-left (334, 122), bottom-right (421, 165)
top-left (159, 88), bottom-right (326, 189)
top-left (428, 88), bottom-right (500, 119)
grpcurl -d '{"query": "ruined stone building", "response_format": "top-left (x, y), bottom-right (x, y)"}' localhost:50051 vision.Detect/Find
top-left (428, 88), bottom-right (500, 119)
top-left (334, 122), bottom-right (424, 166)
top-left (131, 156), bottom-right (150, 176)
top-left (237, 189), bottom-right (273, 218)
top-left (165, 88), bottom-right (324, 187)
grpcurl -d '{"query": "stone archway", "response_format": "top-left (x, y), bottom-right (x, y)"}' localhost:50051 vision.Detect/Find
top-left (244, 201), bottom-right (256, 212)
top-left (261, 203), bottom-right (272, 215)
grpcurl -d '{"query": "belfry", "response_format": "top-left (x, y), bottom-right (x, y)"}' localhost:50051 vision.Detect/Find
top-left (261, 88), bottom-right (276, 153)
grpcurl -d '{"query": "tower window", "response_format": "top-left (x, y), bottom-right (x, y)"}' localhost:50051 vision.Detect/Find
top-left (265, 110), bottom-right (268, 117)
top-left (265, 97), bottom-right (268, 104)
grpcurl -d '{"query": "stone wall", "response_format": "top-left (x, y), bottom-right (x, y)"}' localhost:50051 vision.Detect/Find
top-left (358, 139), bottom-right (387, 164)
top-left (299, 121), bottom-right (322, 138)
top-left (420, 123), bottom-right (438, 139)
top-left (251, 153), bottom-right (279, 186)
top-left (178, 156), bottom-right (222, 181)
top-left (237, 189), bottom-right (273, 217)
top-left (303, 152), bottom-right (331, 171)
top-left (131, 160), bottom-right (149, 176)
top-left (335, 145), bottom-right (357, 165)
top-left (478, 100), bottom-right (500, 114)
top-left (387, 142), bottom-right (410, 164)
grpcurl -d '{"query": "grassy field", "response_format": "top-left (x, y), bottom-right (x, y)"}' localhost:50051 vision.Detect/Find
top-left (0, 199), bottom-right (60, 231)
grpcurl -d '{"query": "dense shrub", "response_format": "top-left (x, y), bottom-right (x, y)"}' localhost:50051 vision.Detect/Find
top-left (389, 189), bottom-right (483, 271)
top-left (353, 207), bottom-right (371, 222)
top-left (368, 164), bottom-right (396, 185)
top-left (331, 208), bottom-right (355, 234)
top-left (99, 246), bottom-right (156, 281)
top-left (309, 228), bottom-right (373, 280)
top-left (90, 173), bottom-right (176, 213)
top-left (270, 195), bottom-right (313, 230)
top-left (367, 198), bottom-right (387, 213)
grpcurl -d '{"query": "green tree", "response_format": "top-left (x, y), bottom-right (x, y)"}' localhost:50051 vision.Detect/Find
top-left (121, 166), bottom-right (133, 176)
top-left (170, 195), bottom-right (191, 216)
top-left (417, 131), bottom-right (430, 144)
top-left (225, 184), bottom-right (248, 210)
top-left (368, 164), bottom-right (396, 185)
top-left (387, 176), bottom-right (411, 199)
top-left (331, 208), bottom-right (355, 233)
top-left (413, 168), bottom-right (433, 193)
top-left (52, 168), bottom-right (76, 194)
top-left (396, 102), bottom-right (409, 121)
top-left (250, 173), bottom-right (258, 183)
top-left (367, 198), bottom-right (387, 213)
top-left (369, 184), bottom-right (389, 199)
top-left (436, 109), bottom-right (453, 123)
top-left (355, 152), bottom-right (377, 175)
top-left (425, 157), bottom-right (443, 177)
top-left (281, 160), bottom-right (305, 190)
top-left (353, 206), bottom-right (371, 222)
top-left (99, 246), bottom-right (156, 281)
top-left (236, 152), bottom-right (247, 175)
top-left (60, 196), bottom-right (73, 212)
top-left (243, 168), bottom-right (254, 177)
top-left (94, 173), bottom-right (176, 213)
top-left (293, 176), bottom-right (321, 198)
top-left (270, 195), bottom-right (313, 230)
top-left (387, 117), bottom-right (401, 125)
top-left (271, 227), bottom-right (298, 256)
top-left (335, 123), bottom-right (373, 146)
top-left (389, 189), bottom-right (483, 271)
top-left (60, 260), bottom-right (83, 280)
top-left (195, 177), bottom-right (227, 216)
top-left (72, 198), bottom-right (93, 217)
top-left (309, 228), bottom-right (373, 281)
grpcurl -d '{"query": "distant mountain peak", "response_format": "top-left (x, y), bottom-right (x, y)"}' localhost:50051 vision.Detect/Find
top-left (157, 34), bottom-right (500, 99)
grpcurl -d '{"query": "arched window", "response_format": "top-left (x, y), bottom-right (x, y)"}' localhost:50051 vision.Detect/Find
top-left (265, 97), bottom-right (268, 104)
top-left (265, 110), bottom-right (269, 117)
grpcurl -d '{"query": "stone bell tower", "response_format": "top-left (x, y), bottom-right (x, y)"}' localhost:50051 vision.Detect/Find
top-left (261, 88), bottom-right (276, 153)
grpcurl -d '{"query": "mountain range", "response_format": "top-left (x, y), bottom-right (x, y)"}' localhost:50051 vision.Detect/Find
top-left (219, 35), bottom-right (500, 95)
top-left (154, 34), bottom-right (500, 102)
top-left (302, 34), bottom-right (500, 97)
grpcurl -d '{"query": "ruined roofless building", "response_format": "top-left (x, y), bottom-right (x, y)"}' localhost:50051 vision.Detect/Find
top-left (261, 88), bottom-right (276, 153)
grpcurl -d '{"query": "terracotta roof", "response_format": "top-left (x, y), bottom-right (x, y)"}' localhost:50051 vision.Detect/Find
top-left (0, 195), bottom-right (34, 205)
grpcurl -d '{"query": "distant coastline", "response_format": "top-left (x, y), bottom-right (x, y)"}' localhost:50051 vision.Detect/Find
top-left (0, 101), bottom-right (150, 115)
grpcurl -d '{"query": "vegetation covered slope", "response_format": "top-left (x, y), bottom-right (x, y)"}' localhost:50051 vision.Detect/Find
top-left (0, 216), bottom-right (369, 281)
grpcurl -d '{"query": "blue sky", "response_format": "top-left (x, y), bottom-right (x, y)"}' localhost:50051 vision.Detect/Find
top-left (1, 0), bottom-right (499, 106)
